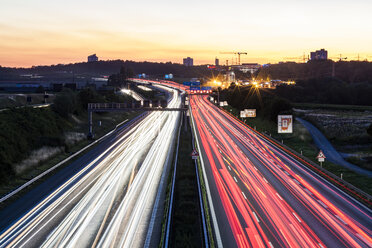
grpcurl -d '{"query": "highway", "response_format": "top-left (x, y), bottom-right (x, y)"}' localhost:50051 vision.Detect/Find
top-left (190, 95), bottom-right (372, 248)
top-left (0, 85), bottom-right (182, 248)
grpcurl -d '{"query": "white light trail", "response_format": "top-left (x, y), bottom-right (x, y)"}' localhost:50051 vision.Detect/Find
top-left (0, 84), bottom-right (183, 248)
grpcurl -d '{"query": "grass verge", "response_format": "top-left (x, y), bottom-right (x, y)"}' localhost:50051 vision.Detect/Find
top-left (0, 111), bottom-right (140, 208)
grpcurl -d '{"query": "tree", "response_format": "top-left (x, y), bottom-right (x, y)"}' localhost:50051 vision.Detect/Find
top-left (367, 123), bottom-right (372, 137)
top-left (52, 89), bottom-right (78, 118)
top-left (78, 88), bottom-right (104, 109)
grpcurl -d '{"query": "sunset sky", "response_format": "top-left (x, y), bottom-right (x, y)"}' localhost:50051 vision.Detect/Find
top-left (1, 0), bottom-right (371, 67)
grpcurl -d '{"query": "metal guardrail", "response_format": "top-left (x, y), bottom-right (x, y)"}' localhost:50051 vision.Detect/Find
top-left (221, 109), bottom-right (372, 207)
top-left (195, 159), bottom-right (210, 248)
top-left (190, 107), bottom-right (221, 247)
top-left (163, 114), bottom-right (183, 248)
top-left (260, 132), bottom-right (372, 204)
top-left (190, 115), bottom-right (210, 248)
top-left (0, 113), bottom-right (148, 204)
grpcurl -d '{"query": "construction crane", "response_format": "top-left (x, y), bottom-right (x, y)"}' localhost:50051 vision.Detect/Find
top-left (283, 53), bottom-right (308, 63)
top-left (330, 54), bottom-right (347, 61)
top-left (220, 52), bottom-right (247, 65)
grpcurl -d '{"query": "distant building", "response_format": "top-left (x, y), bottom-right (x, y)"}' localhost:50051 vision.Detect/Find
top-left (88, 54), bottom-right (98, 62)
top-left (310, 49), bottom-right (328, 61)
top-left (225, 71), bottom-right (235, 83)
top-left (232, 63), bottom-right (261, 74)
top-left (215, 57), bottom-right (219, 66)
top-left (183, 57), bottom-right (193, 66)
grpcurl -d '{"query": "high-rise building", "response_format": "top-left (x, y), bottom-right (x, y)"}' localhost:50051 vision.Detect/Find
top-left (88, 54), bottom-right (98, 62)
top-left (183, 57), bottom-right (193, 66)
top-left (215, 57), bottom-right (219, 66)
top-left (310, 49), bottom-right (328, 61)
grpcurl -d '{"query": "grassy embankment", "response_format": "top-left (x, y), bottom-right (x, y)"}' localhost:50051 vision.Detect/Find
top-left (0, 106), bottom-right (138, 202)
top-left (223, 105), bottom-right (372, 197)
top-left (294, 103), bottom-right (372, 170)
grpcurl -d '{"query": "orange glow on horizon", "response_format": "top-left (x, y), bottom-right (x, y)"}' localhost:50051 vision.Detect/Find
top-left (0, 0), bottom-right (371, 67)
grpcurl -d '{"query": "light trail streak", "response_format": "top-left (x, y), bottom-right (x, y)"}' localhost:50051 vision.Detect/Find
top-left (0, 84), bottom-right (182, 248)
top-left (190, 95), bottom-right (372, 248)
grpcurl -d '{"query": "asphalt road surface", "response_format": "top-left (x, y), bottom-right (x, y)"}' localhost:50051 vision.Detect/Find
top-left (190, 95), bottom-right (372, 248)
top-left (0, 85), bottom-right (182, 248)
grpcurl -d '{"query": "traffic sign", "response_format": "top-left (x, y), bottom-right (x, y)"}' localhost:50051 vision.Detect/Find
top-left (278, 115), bottom-right (293, 133)
top-left (190, 86), bottom-right (201, 91)
top-left (191, 149), bottom-right (199, 159)
top-left (317, 150), bottom-right (326, 162)
top-left (190, 81), bottom-right (201, 86)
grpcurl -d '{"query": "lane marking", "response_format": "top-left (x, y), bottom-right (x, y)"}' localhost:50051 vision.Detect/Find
top-left (268, 241), bottom-right (274, 248)
top-left (233, 177), bottom-right (238, 183)
top-left (317, 200), bottom-right (328, 209)
top-left (293, 212), bottom-right (301, 223)
top-left (262, 177), bottom-right (268, 184)
top-left (335, 215), bottom-right (347, 225)
top-left (242, 192), bottom-right (247, 199)
top-left (304, 188), bottom-right (313, 195)
top-left (276, 193), bottom-right (283, 201)
top-left (252, 212), bottom-right (260, 223)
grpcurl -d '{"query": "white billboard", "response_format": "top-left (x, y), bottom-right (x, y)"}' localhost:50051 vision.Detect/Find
top-left (245, 109), bottom-right (256, 118)
top-left (278, 115), bottom-right (293, 133)
top-left (240, 111), bottom-right (246, 118)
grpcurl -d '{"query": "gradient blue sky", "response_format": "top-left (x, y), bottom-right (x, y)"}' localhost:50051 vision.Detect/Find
top-left (0, 0), bottom-right (371, 67)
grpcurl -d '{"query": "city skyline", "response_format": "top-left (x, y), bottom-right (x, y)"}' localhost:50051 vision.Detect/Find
top-left (1, 0), bottom-right (372, 67)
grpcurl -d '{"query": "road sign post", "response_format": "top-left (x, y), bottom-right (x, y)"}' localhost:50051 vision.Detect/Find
top-left (316, 150), bottom-right (326, 168)
top-left (191, 149), bottom-right (199, 160)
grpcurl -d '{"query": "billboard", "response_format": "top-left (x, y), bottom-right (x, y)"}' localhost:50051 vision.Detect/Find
top-left (240, 109), bottom-right (256, 118)
top-left (245, 109), bottom-right (256, 118)
top-left (278, 115), bottom-right (293, 133)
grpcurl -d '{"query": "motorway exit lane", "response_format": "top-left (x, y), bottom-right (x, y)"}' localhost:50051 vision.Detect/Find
top-left (190, 95), bottom-right (372, 248)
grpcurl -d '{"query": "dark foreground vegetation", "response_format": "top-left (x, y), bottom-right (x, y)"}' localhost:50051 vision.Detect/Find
top-left (275, 78), bottom-right (372, 106)
top-left (159, 120), bottom-right (203, 247)
top-left (0, 60), bottom-right (212, 80)
top-left (256, 60), bottom-right (372, 83)
top-left (171, 123), bottom-right (203, 247)
top-left (0, 87), bottom-right (132, 185)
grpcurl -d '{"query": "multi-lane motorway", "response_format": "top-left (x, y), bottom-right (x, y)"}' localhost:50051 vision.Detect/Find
top-left (190, 95), bottom-right (372, 248)
top-left (1, 78), bottom-right (371, 248)
top-left (0, 84), bottom-right (182, 248)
